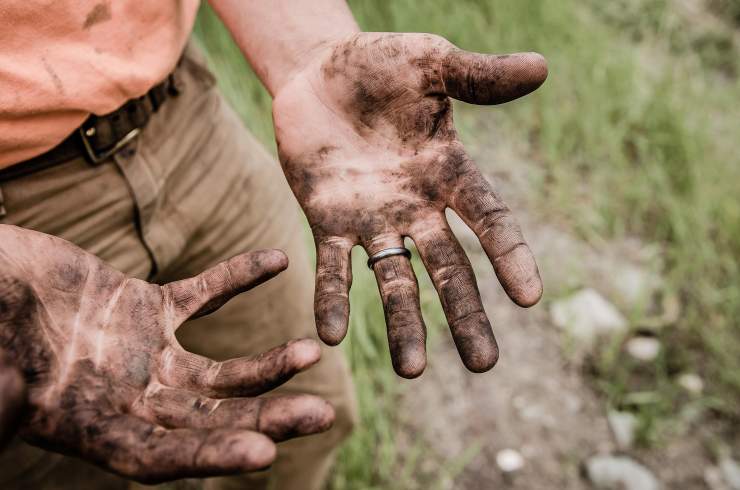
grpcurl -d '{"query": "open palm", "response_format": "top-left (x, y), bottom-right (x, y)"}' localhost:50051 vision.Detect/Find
top-left (0, 226), bottom-right (333, 483)
top-left (274, 33), bottom-right (547, 378)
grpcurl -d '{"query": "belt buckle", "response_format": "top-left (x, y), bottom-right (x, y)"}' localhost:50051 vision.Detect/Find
top-left (79, 126), bottom-right (141, 165)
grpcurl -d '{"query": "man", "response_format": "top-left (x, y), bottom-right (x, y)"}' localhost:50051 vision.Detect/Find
top-left (0, 0), bottom-right (547, 488)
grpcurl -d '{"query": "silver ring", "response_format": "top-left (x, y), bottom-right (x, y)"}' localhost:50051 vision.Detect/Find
top-left (367, 247), bottom-right (412, 269)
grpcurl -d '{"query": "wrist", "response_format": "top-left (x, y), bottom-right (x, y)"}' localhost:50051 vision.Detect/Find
top-left (272, 29), bottom-right (360, 94)
top-left (209, 0), bottom-right (360, 96)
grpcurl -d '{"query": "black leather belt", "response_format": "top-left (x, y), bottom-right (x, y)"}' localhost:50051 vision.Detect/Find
top-left (0, 73), bottom-right (181, 183)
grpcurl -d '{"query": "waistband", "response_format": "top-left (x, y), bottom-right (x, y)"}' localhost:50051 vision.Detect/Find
top-left (0, 72), bottom-right (182, 183)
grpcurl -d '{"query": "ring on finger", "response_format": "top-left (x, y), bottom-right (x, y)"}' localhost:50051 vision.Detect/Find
top-left (367, 247), bottom-right (412, 269)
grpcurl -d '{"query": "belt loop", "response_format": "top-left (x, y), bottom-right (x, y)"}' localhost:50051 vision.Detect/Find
top-left (0, 185), bottom-right (6, 220)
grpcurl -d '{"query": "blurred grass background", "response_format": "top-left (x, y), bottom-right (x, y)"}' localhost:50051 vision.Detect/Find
top-left (195, 0), bottom-right (739, 487)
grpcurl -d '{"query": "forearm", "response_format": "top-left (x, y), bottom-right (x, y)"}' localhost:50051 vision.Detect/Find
top-left (209, 0), bottom-right (360, 96)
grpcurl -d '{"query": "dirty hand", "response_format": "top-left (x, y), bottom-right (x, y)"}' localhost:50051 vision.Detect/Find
top-left (0, 225), bottom-right (334, 483)
top-left (274, 33), bottom-right (547, 378)
top-left (0, 347), bottom-right (25, 449)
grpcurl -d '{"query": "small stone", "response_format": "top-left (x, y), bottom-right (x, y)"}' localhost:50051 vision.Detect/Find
top-left (585, 455), bottom-right (660, 490)
top-left (550, 289), bottom-right (628, 345)
top-left (608, 411), bottom-right (637, 450)
top-left (720, 458), bottom-right (740, 490)
top-left (625, 336), bottom-right (661, 362)
top-left (677, 373), bottom-right (704, 395)
top-left (496, 448), bottom-right (525, 473)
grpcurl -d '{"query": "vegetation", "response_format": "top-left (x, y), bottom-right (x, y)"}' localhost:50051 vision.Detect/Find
top-left (195, 0), bottom-right (739, 486)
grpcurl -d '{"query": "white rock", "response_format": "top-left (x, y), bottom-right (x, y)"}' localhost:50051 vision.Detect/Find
top-left (496, 448), bottom-right (525, 473)
top-left (550, 289), bottom-right (628, 344)
top-left (677, 373), bottom-right (704, 395)
top-left (625, 336), bottom-right (661, 362)
top-left (720, 458), bottom-right (740, 490)
top-left (586, 455), bottom-right (660, 490)
top-left (608, 411), bottom-right (637, 450)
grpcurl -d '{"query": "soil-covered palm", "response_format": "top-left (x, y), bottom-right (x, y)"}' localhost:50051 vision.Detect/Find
top-left (0, 225), bottom-right (334, 483)
top-left (0, 347), bottom-right (24, 449)
top-left (273, 32), bottom-right (547, 378)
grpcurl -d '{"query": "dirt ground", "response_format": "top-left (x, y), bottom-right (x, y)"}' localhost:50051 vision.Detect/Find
top-left (396, 118), bottom-right (715, 489)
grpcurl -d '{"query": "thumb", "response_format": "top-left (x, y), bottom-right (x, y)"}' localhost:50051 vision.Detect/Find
top-left (163, 250), bottom-right (289, 324)
top-left (439, 49), bottom-right (548, 105)
top-left (0, 348), bottom-right (26, 449)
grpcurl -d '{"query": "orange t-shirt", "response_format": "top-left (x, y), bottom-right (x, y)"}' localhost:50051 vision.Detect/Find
top-left (0, 0), bottom-right (200, 168)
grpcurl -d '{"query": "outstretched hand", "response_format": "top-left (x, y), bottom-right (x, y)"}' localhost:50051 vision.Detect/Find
top-left (0, 348), bottom-right (25, 449)
top-left (274, 33), bottom-right (546, 378)
top-left (0, 225), bottom-right (334, 483)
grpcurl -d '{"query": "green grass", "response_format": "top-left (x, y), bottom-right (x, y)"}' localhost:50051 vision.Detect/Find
top-left (710, 0), bottom-right (740, 25)
top-left (195, 0), bottom-right (740, 485)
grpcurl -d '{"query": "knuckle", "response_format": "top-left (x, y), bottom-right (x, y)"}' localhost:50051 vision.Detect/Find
top-left (218, 261), bottom-right (235, 294)
top-left (389, 322), bottom-right (426, 345)
top-left (137, 382), bottom-right (166, 407)
top-left (316, 245), bottom-right (352, 290)
top-left (204, 359), bottom-right (222, 390)
top-left (438, 269), bottom-right (479, 304)
top-left (479, 212), bottom-right (523, 247)
top-left (316, 260), bottom-right (347, 276)
top-left (157, 346), bottom-right (177, 381)
top-left (477, 205), bottom-right (511, 232)
top-left (381, 276), bottom-right (418, 294)
top-left (384, 286), bottom-right (420, 316)
top-left (197, 274), bottom-right (210, 299)
top-left (433, 263), bottom-right (473, 288)
top-left (493, 241), bottom-right (529, 262)
top-left (449, 307), bottom-right (486, 326)
top-left (315, 290), bottom-right (349, 304)
top-left (316, 268), bottom-right (350, 292)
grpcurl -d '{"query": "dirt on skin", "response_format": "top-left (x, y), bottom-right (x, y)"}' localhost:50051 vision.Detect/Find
top-left (396, 111), bottom-right (714, 489)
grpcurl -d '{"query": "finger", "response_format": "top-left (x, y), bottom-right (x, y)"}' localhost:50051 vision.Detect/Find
top-left (450, 164), bottom-right (543, 307)
top-left (159, 339), bottom-right (321, 397)
top-left (411, 219), bottom-right (498, 373)
top-left (163, 249), bottom-right (289, 324)
top-left (367, 239), bottom-right (427, 378)
top-left (0, 349), bottom-right (26, 448)
top-left (134, 383), bottom-right (335, 442)
top-left (438, 50), bottom-right (548, 105)
top-left (314, 238), bottom-right (353, 346)
top-left (80, 414), bottom-right (276, 484)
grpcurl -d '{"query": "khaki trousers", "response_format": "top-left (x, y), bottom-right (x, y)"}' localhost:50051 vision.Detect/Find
top-left (0, 44), bottom-right (357, 490)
